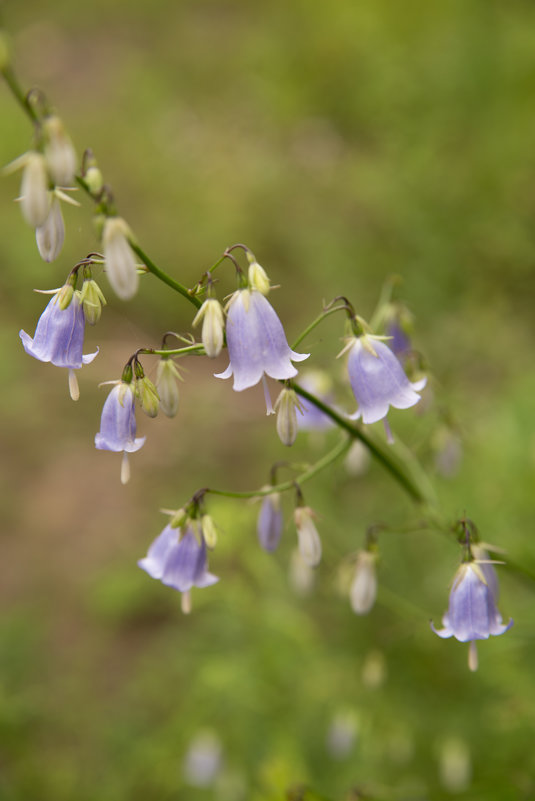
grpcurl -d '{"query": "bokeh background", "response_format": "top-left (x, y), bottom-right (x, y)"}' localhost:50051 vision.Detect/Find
top-left (1, 1), bottom-right (535, 799)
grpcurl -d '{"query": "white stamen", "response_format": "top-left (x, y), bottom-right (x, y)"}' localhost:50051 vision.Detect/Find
top-left (262, 375), bottom-right (275, 415)
top-left (120, 452), bottom-right (131, 485)
top-left (468, 641), bottom-right (478, 672)
top-left (181, 590), bottom-right (192, 614)
top-left (383, 418), bottom-right (395, 445)
top-left (68, 369), bottom-right (80, 401)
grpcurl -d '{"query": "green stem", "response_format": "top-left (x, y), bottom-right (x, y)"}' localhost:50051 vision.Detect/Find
top-left (205, 435), bottom-right (352, 500)
top-left (291, 304), bottom-right (348, 349)
top-left (1, 65), bottom-right (38, 125)
top-left (138, 344), bottom-right (205, 357)
top-left (290, 380), bottom-right (437, 508)
top-left (129, 242), bottom-right (202, 309)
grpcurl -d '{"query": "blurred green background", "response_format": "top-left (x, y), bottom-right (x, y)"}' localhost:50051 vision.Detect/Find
top-left (1, 0), bottom-right (535, 798)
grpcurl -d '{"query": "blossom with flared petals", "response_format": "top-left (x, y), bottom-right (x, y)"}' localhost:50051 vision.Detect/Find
top-left (215, 289), bottom-right (309, 392)
top-left (431, 561), bottom-right (513, 644)
top-left (257, 492), bottom-right (283, 552)
top-left (138, 525), bottom-right (219, 593)
top-left (20, 289), bottom-right (98, 400)
top-left (95, 382), bottom-right (145, 454)
top-left (347, 336), bottom-right (426, 424)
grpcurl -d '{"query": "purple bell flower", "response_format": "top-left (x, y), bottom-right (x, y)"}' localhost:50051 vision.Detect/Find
top-left (431, 560), bottom-right (513, 671)
top-left (95, 382), bottom-right (145, 483)
top-left (347, 336), bottom-right (426, 424)
top-left (138, 525), bottom-right (219, 610)
top-left (19, 288), bottom-right (98, 400)
top-left (257, 493), bottom-right (283, 552)
top-left (215, 289), bottom-right (308, 412)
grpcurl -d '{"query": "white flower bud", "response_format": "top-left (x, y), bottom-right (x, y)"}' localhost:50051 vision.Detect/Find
top-left (349, 551), bottom-right (377, 615)
top-left (155, 358), bottom-right (183, 417)
top-left (20, 152), bottom-right (50, 228)
top-left (102, 217), bottom-right (139, 301)
top-left (135, 376), bottom-right (159, 418)
top-left (43, 115), bottom-right (77, 186)
top-left (192, 298), bottom-right (224, 358)
top-left (344, 440), bottom-right (370, 476)
top-left (79, 279), bottom-right (106, 325)
top-left (289, 548), bottom-right (315, 596)
top-left (247, 260), bottom-right (270, 295)
top-left (85, 165), bottom-right (104, 195)
top-left (438, 737), bottom-right (471, 793)
top-left (35, 196), bottom-right (65, 262)
top-left (294, 506), bottom-right (322, 567)
top-left (274, 388), bottom-right (301, 446)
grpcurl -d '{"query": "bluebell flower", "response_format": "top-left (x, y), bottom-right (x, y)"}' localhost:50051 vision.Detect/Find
top-left (138, 524), bottom-right (219, 611)
top-left (95, 382), bottom-right (145, 483)
top-left (20, 288), bottom-right (98, 400)
top-left (431, 560), bottom-right (513, 670)
top-left (215, 289), bottom-right (308, 412)
top-left (347, 336), bottom-right (426, 424)
top-left (257, 492), bottom-right (283, 552)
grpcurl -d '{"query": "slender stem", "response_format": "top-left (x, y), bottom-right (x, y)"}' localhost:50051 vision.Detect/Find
top-left (290, 381), bottom-right (436, 508)
top-left (137, 344), bottom-right (205, 357)
top-left (291, 305), bottom-right (348, 349)
top-left (127, 242), bottom-right (201, 309)
top-left (1, 66), bottom-right (39, 125)
top-left (205, 436), bottom-right (352, 500)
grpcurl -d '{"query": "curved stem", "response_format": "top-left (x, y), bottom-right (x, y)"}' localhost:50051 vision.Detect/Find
top-left (137, 344), bottom-right (205, 357)
top-left (290, 380), bottom-right (437, 508)
top-left (128, 242), bottom-right (201, 309)
top-left (205, 435), bottom-right (352, 500)
top-left (291, 304), bottom-right (350, 349)
top-left (1, 66), bottom-right (39, 125)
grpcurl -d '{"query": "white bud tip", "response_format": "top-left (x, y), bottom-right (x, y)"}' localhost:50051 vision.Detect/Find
top-left (68, 369), bottom-right (80, 401)
top-left (468, 641), bottom-right (478, 672)
top-left (120, 452), bottom-right (131, 485)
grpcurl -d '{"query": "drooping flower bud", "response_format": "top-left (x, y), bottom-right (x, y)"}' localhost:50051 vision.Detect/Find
top-left (170, 507), bottom-right (188, 528)
top-left (57, 282), bottom-right (74, 310)
top-left (85, 165), bottom-right (104, 196)
top-left (201, 515), bottom-right (218, 549)
top-left (274, 387), bottom-right (303, 446)
top-left (192, 298), bottom-right (225, 359)
top-left (79, 277), bottom-right (106, 325)
top-left (247, 258), bottom-right (271, 295)
top-left (35, 195), bottom-right (65, 262)
top-left (135, 374), bottom-right (160, 418)
top-left (294, 506), bottom-right (322, 567)
top-left (20, 152), bottom-right (50, 228)
top-left (344, 440), bottom-right (371, 476)
top-left (350, 551), bottom-right (378, 615)
top-left (102, 216), bottom-right (139, 301)
top-left (155, 357), bottom-right (183, 417)
top-left (43, 115), bottom-right (77, 187)
top-left (289, 548), bottom-right (315, 596)
top-left (257, 491), bottom-right (283, 552)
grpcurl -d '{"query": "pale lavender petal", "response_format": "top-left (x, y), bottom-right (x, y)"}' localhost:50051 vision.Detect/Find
top-left (161, 527), bottom-right (217, 592)
top-left (138, 525), bottom-right (178, 579)
top-left (19, 293), bottom-right (95, 369)
top-left (257, 495), bottom-right (283, 552)
top-left (95, 383), bottom-right (145, 453)
top-left (347, 338), bottom-right (424, 424)
top-left (215, 290), bottom-right (309, 391)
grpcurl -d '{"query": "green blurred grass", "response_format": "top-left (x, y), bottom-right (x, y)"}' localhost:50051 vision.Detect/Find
top-left (1, 1), bottom-right (535, 799)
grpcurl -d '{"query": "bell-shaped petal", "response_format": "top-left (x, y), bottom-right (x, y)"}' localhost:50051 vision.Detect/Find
top-left (257, 493), bottom-right (283, 552)
top-left (431, 562), bottom-right (513, 643)
top-left (347, 337), bottom-right (426, 424)
top-left (215, 289), bottom-right (308, 392)
top-left (20, 290), bottom-right (98, 369)
top-left (159, 527), bottom-right (219, 592)
top-left (94, 382), bottom-right (145, 453)
top-left (138, 525), bottom-right (178, 579)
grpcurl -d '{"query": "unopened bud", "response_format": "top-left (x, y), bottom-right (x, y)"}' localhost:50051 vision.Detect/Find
top-left (79, 278), bottom-right (106, 325)
top-left (289, 548), bottom-right (315, 596)
top-left (294, 506), bottom-right (322, 567)
top-left (135, 375), bottom-right (160, 418)
top-left (85, 165), bottom-right (104, 195)
top-left (201, 515), bottom-right (218, 549)
top-left (102, 217), bottom-right (138, 301)
top-left (43, 115), bottom-right (77, 186)
top-left (155, 358), bottom-right (183, 417)
top-left (57, 283), bottom-right (74, 310)
top-left (20, 152), bottom-right (50, 228)
top-left (247, 259), bottom-right (270, 295)
top-left (35, 196), bottom-right (64, 262)
top-left (350, 551), bottom-right (377, 615)
top-left (257, 491), bottom-right (283, 552)
top-left (274, 388), bottom-right (302, 446)
top-left (344, 440), bottom-right (370, 476)
top-left (192, 298), bottom-right (224, 358)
